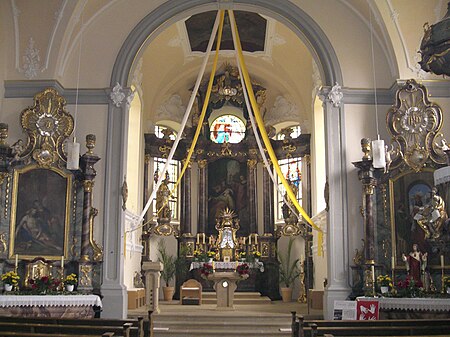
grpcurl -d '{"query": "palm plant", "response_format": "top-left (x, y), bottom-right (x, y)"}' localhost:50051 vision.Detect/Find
top-left (277, 238), bottom-right (300, 288)
top-left (157, 239), bottom-right (176, 287)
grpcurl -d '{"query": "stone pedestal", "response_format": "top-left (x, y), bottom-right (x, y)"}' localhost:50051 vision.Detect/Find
top-left (142, 261), bottom-right (163, 314)
top-left (208, 272), bottom-right (248, 310)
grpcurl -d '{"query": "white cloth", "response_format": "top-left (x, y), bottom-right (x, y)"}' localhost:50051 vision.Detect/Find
top-left (0, 295), bottom-right (102, 308)
top-left (358, 297), bottom-right (450, 312)
top-left (190, 261), bottom-right (264, 272)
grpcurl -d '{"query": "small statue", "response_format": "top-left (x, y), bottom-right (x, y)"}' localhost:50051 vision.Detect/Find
top-left (133, 271), bottom-right (144, 288)
top-left (10, 139), bottom-right (24, 163)
top-left (155, 171), bottom-right (172, 222)
top-left (402, 243), bottom-right (427, 285)
top-left (282, 181), bottom-right (299, 225)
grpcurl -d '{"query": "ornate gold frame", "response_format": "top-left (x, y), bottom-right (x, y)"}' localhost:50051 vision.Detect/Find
top-left (9, 164), bottom-right (72, 260)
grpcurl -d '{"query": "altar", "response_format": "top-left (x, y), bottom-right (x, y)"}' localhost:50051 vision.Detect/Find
top-left (0, 295), bottom-right (102, 318)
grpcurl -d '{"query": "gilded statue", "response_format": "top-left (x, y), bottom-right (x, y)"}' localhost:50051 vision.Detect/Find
top-left (282, 181), bottom-right (299, 225)
top-left (414, 187), bottom-right (448, 240)
top-left (156, 172), bottom-right (172, 222)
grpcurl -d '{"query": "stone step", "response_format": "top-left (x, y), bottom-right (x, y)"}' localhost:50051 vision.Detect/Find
top-left (200, 291), bottom-right (272, 304)
top-left (153, 327), bottom-right (291, 336)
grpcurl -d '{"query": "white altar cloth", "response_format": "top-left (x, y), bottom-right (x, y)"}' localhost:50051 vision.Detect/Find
top-left (0, 295), bottom-right (102, 308)
top-left (377, 297), bottom-right (450, 312)
top-left (190, 261), bottom-right (264, 272)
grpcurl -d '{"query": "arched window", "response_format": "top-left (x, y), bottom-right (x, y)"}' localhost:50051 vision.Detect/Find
top-left (275, 157), bottom-right (303, 223)
top-left (210, 115), bottom-right (246, 144)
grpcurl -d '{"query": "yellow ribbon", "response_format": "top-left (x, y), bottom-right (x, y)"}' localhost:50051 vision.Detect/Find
top-left (228, 10), bottom-right (323, 254)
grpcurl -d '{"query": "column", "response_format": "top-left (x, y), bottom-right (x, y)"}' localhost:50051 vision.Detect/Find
top-left (180, 160), bottom-right (192, 235)
top-left (262, 166), bottom-right (274, 235)
top-left (197, 159), bottom-right (208, 233)
top-left (143, 154), bottom-right (151, 225)
top-left (318, 87), bottom-right (351, 319)
top-left (352, 139), bottom-right (377, 296)
top-left (142, 261), bottom-right (163, 314)
top-left (247, 159), bottom-right (258, 234)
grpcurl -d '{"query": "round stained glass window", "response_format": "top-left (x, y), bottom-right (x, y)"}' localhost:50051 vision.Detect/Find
top-left (210, 115), bottom-right (246, 144)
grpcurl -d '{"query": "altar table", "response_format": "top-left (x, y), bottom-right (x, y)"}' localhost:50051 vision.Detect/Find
top-left (190, 261), bottom-right (264, 272)
top-left (0, 295), bottom-right (102, 318)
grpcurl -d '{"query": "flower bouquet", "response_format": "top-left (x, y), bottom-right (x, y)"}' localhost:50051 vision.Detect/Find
top-left (63, 273), bottom-right (78, 285)
top-left (396, 275), bottom-right (423, 297)
top-left (376, 274), bottom-right (393, 295)
top-left (29, 275), bottom-right (61, 294)
top-left (1, 271), bottom-right (20, 286)
top-left (238, 251), bottom-right (247, 261)
top-left (200, 263), bottom-right (213, 279)
top-left (207, 251), bottom-right (216, 260)
top-left (236, 263), bottom-right (249, 276)
top-left (252, 251), bottom-right (261, 259)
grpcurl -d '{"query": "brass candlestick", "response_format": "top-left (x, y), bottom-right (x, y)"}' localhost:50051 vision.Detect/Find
top-left (297, 261), bottom-right (307, 303)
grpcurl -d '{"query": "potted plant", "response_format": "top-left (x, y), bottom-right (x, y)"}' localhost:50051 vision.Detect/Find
top-left (376, 274), bottom-right (392, 295)
top-left (63, 273), bottom-right (78, 292)
top-left (277, 238), bottom-right (300, 302)
top-left (1, 271), bottom-right (19, 291)
top-left (157, 239), bottom-right (176, 301)
top-left (252, 250), bottom-right (261, 262)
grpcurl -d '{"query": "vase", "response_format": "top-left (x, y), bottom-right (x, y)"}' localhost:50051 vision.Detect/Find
top-left (65, 284), bottom-right (74, 292)
top-left (208, 258), bottom-right (213, 263)
top-left (4, 284), bottom-right (13, 292)
top-left (380, 286), bottom-right (389, 294)
top-left (280, 287), bottom-right (293, 302)
top-left (162, 286), bottom-right (175, 301)
top-left (254, 258), bottom-right (259, 263)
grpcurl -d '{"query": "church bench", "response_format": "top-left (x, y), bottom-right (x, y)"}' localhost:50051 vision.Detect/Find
top-left (0, 321), bottom-right (136, 337)
top-left (0, 333), bottom-right (115, 337)
top-left (180, 279), bottom-right (202, 305)
top-left (0, 316), bottom-right (143, 337)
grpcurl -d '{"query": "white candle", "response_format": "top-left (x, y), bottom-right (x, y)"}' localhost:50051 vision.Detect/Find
top-left (391, 256), bottom-right (395, 268)
top-left (202, 234), bottom-right (205, 245)
top-left (248, 235), bottom-right (252, 245)
top-left (196, 234), bottom-right (200, 244)
top-left (255, 234), bottom-right (258, 244)
top-left (61, 255), bottom-right (64, 268)
top-left (15, 254), bottom-right (18, 269)
top-left (441, 255), bottom-right (445, 268)
top-left (371, 265), bottom-right (375, 282)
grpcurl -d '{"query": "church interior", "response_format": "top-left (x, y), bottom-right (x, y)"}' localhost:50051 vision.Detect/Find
top-left (1, 0), bottom-right (450, 336)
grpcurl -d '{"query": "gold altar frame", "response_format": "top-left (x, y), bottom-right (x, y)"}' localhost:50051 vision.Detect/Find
top-left (9, 165), bottom-right (72, 260)
top-left (389, 168), bottom-right (435, 267)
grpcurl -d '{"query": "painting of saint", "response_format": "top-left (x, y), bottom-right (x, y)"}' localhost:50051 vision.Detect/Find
top-left (11, 167), bottom-right (70, 258)
top-left (207, 159), bottom-right (248, 234)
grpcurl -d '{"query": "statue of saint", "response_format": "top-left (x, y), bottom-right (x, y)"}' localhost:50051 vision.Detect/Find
top-left (402, 243), bottom-right (427, 285)
top-left (282, 181), bottom-right (299, 225)
top-left (155, 172), bottom-right (172, 222)
top-left (415, 187), bottom-right (448, 240)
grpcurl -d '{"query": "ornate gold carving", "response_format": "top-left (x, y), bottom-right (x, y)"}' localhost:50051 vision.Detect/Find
top-left (247, 159), bottom-right (257, 169)
top-left (0, 172), bottom-right (8, 187)
top-left (0, 123), bottom-right (8, 146)
top-left (387, 79), bottom-right (446, 171)
top-left (70, 235), bottom-right (78, 258)
top-left (0, 232), bottom-right (7, 253)
top-left (261, 242), bottom-right (270, 257)
top-left (83, 180), bottom-right (94, 192)
top-left (4, 174), bottom-right (10, 219)
top-left (80, 264), bottom-right (93, 287)
top-left (89, 207), bottom-right (103, 261)
top-left (158, 145), bottom-right (171, 158)
top-left (197, 159), bottom-right (208, 169)
top-left (282, 144), bottom-right (296, 158)
top-left (361, 138), bottom-right (371, 160)
top-left (86, 134), bottom-right (96, 154)
top-left (353, 247), bottom-right (363, 266)
top-left (206, 143), bottom-right (248, 158)
top-left (364, 184), bottom-right (375, 195)
top-left (20, 88), bottom-right (74, 166)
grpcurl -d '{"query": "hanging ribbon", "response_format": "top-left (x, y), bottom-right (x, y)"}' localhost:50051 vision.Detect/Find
top-left (228, 10), bottom-right (323, 254)
top-left (130, 10), bottom-right (225, 233)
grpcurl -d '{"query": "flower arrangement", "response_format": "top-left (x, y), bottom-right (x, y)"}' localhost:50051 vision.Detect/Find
top-left (193, 249), bottom-right (202, 258)
top-left (252, 251), bottom-right (261, 259)
top-left (396, 275), bottom-right (423, 297)
top-left (29, 275), bottom-right (60, 293)
top-left (207, 251), bottom-right (216, 259)
top-left (200, 263), bottom-right (213, 278)
top-left (443, 276), bottom-right (450, 288)
top-left (377, 274), bottom-right (393, 287)
top-left (63, 273), bottom-right (78, 286)
top-left (1, 271), bottom-right (20, 286)
top-left (239, 251), bottom-right (247, 260)
top-left (236, 263), bottom-right (249, 276)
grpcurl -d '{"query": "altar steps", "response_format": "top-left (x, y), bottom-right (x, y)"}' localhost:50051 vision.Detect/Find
top-left (152, 311), bottom-right (292, 336)
top-left (201, 291), bottom-right (272, 305)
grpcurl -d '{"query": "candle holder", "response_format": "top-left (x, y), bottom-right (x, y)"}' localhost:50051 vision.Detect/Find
top-left (297, 260), bottom-right (307, 303)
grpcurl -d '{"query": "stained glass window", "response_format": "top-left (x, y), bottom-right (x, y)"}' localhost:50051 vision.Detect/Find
top-left (210, 115), bottom-right (246, 143)
top-left (275, 157), bottom-right (303, 222)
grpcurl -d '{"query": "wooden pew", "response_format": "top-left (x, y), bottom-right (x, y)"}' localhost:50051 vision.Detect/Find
top-left (0, 316), bottom-right (143, 337)
top-left (0, 321), bottom-right (134, 337)
top-left (0, 333), bottom-right (115, 337)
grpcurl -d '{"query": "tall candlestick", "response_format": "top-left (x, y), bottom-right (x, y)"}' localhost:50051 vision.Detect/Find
top-left (441, 255), bottom-right (445, 268)
top-left (61, 255), bottom-right (64, 269)
top-left (371, 265), bottom-right (375, 282)
top-left (248, 235), bottom-right (252, 245)
top-left (391, 256), bottom-right (395, 268)
top-left (15, 254), bottom-right (18, 269)
top-left (202, 234), bottom-right (205, 245)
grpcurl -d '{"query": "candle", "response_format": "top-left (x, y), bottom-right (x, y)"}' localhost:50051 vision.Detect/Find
top-left (243, 237), bottom-right (246, 245)
top-left (209, 236), bottom-right (212, 245)
top-left (441, 255), bottom-right (445, 268)
top-left (61, 255), bottom-right (64, 269)
top-left (391, 256), bottom-right (395, 268)
top-left (15, 254), bottom-right (18, 269)
top-left (248, 235), bottom-right (252, 245)
top-left (371, 265), bottom-right (375, 282)
top-left (202, 234), bottom-right (205, 245)
top-left (255, 234), bottom-right (258, 244)
top-left (196, 234), bottom-right (200, 244)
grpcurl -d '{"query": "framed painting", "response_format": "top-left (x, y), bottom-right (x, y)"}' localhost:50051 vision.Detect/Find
top-left (9, 165), bottom-right (72, 259)
top-left (390, 169), bottom-right (434, 267)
